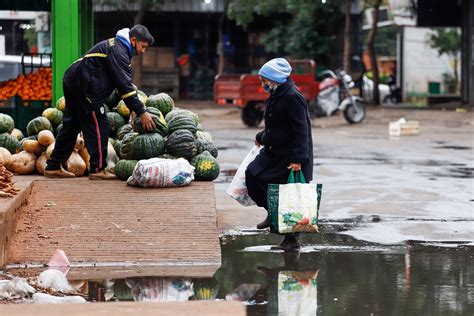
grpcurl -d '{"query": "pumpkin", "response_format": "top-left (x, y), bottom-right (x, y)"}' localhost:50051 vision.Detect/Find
top-left (145, 93), bottom-right (174, 116)
top-left (23, 139), bottom-right (45, 156)
top-left (137, 90), bottom-right (148, 104)
top-left (165, 109), bottom-right (200, 125)
top-left (9, 151), bottom-right (36, 174)
top-left (116, 101), bottom-right (131, 118)
top-left (37, 130), bottom-right (55, 147)
top-left (116, 124), bottom-right (133, 141)
top-left (0, 133), bottom-right (19, 154)
top-left (36, 153), bottom-right (48, 175)
top-left (196, 138), bottom-right (218, 158)
top-left (165, 130), bottom-right (197, 159)
top-left (78, 147), bottom-right (90, 171)
top-left (55, 96), bottom-right (66, 111)
top-left (75, 134), bottom-right (85, 152)
top-left (132, 107), bottom-right (168, 137)
top-left (10, 128), bottom-right (24, 141)
top-left (190, 151), bottom-right (220, 181)
top-left (167, 115), bottom-right (198, 135)
top-left (27, 117), bottom-right (52, 136)
top-left (66, 151), bottom-right (86, 176)
top-left (46, 142), bottom-right (55, 159)
top-left (0, 147), bottom-right (12, 168)
top-left (16, 136), bottom-right (36, 153)
top-left (107, 112), bottom-right (125, 138)
top-left (42, 108), bottom-right (63, 128)
top-left (0, 113), bottom-right (15, 134)
top-left (108, 137), bottom-right (116, 147)
top-left (113, 140), bottom-right (122, 159)
top-left (132, 133), bottom-right (165, 160)
top-left (107, 142), bottom-right (119, 172)
top-left (114, 159), bottom-right (138, 181)
top-left (119, 132), bottom-right (139, 160)
top-left (196, 131), bottom-right (213, 142)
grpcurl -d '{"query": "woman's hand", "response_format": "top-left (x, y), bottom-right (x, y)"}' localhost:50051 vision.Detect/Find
top-left (287, 163), bottom-right (301, 171)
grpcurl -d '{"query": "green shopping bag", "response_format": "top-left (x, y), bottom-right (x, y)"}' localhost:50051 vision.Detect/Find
top-left (268, 171), bottom-right (322, 234)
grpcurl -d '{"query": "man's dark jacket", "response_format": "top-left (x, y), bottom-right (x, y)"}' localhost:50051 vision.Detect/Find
top-left (247, 77), bottom-right (313, 183)
top-left (63, 36), bottom-right (145, 116)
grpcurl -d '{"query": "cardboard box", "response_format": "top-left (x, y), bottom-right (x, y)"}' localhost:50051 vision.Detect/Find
top-left (389, 119), bottom-right (420, 136)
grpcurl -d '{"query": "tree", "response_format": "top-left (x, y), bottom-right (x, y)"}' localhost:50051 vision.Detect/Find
top-left (343, 0), bottom-right (352, 73)
top-left (227, 0), bottom-right (343, 65)
top-left (366, 0), bottom-right (381, 105)
top-left (428, 28), bottom-right (461, 93)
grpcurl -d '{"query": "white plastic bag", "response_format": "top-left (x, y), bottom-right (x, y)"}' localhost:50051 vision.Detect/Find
top-left (127, 158), bottom-right (194, 188)
top-left (226, 145), bottom-right (261, 206)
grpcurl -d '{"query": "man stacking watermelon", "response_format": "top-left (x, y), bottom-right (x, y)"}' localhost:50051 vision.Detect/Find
top-left (45, 25), bottom-right (156, 180)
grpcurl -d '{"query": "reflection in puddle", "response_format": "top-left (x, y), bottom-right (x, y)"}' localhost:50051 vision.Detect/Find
top-left (2, 233), bottom-right (473, 315)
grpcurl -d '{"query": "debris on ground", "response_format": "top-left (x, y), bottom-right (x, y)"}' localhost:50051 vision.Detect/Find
top-left (37, 269), bottom-right (75, 293)
top-left (0, 277), bottom-right (36, 299)
top-left (0, 163), bottom-right (19, 198)
top-left (32, 292), bottom-right (86, 304)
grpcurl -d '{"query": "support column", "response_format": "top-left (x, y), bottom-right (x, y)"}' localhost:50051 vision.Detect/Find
top-left (52, 0), bottom-right (93, 103)
top-left (461, 0), bottom-right (474, 106)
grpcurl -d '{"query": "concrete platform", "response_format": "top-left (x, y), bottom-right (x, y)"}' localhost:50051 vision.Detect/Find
top-left (2, 177), bottom-right (221, 279)
top-left (0, 301), bottom-right (246, 316)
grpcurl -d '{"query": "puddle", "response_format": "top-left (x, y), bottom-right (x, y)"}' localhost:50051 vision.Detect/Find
top-left (434, 145), bottom-right (472, 150)
top-left (3, 233), bottom-right (473, 314)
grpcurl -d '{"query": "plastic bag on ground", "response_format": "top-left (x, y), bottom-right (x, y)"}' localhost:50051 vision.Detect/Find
top-left (33, 292), bottom-right (86, 304)
top-left (0, 277), bottom-right (36, 299)
top-left (127, 158), bottom-right (194, 188)
top-left (226, 145), bottom-right (261, 206)
top-left (37, 269), bottom-right (75, 293)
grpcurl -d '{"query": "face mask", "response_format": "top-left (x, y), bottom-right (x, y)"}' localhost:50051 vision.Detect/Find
top-left (263, 83), bottom-right (277, 94)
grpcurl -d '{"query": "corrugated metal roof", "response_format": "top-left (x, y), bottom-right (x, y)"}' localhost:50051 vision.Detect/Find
top-left (94, 0), bottom-right (225, 13)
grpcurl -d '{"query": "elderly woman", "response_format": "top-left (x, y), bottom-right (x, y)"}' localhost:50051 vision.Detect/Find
top-left (245, 58), bottom-right (313, 251)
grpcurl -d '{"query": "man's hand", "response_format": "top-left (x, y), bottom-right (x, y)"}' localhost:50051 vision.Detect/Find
top-left (140, 112), bottom-right (156, 131)
top-left (287, 163), bottom-right (301, 171)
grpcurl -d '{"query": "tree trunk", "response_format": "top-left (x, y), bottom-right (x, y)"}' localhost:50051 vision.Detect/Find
top-left (218, 0), bottom-right (230, 75)
top-left (453, 56), bottom-right (459, 93)
top-left (133, 0), bottom-right (147, 88)
top-left (343, 0), bottom-right (352, 73)
top-left (367, 0), bottom-right (381, 105)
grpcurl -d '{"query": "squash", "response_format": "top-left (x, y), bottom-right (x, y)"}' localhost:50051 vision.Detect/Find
top-left (46, 142), bottom-right (55, 159)
top-left (9, 152), bottom-right (37, 174)
top-left (114, 159), bottom-right (138, 181)
top-left (132, 133), bottom-right (165, 160)
top-left (37, 130), bottom-right (55, 147)
top-left (165, 130), bottom-right (197, 159)
top-left (26, 116), bottom-right (52, 136)
top-left (42, 108), bottom-right (63, 128)
top-left (116, 124), bottom-right (133, 141)
top-left (55, 96), bottom-right (66, 111)
top-left (78, 147), bottom-right (90, 171)
top-left (36, 153), bottom-right (48, 175)
top-left (23, 139), bottom-right (45, 156)
top-left (145, 93), bottom-right (174, 116)
top-left (119, 132), bottom-right (138, 160)
top-left (132, 107), bottom-right (168, 136)
top-left (75, 134), bottom-right (85, 152)
top-left (0, 147), bottom-right (13, 168)
top-left (10, 128), bottom-right (24, 141)
top-left (66, 152), bottom-right (86, 176)
top-left (106, 142), bottom-right (119, 172)
top-left (190, 151), bottom-right (220, 181)
top-left (0, 113), bottom-right (15, 134)
top-left (0, 133), bottom-right (19, 154)
top-left (107, 112), bottom-right (125, 138)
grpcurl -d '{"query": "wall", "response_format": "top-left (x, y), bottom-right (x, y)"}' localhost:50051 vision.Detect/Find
top-left (402, 26), bottom-right (460, 100)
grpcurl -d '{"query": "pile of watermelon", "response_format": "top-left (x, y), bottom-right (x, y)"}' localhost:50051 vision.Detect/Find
top-left (0, 88), bottom-right (220, 182)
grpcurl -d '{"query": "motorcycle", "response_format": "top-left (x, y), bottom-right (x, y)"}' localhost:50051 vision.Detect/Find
top-left (311, 69), bottom-right (366, 124)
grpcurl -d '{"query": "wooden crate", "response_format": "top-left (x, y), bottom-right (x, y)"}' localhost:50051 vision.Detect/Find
top-left (141, 69), bottom-right (180, 99)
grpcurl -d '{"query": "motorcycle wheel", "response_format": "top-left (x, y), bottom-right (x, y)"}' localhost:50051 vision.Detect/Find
top-left (343, 99), bottom-right (366, 124)
top-left (241, 103), bottom-right (264, 127)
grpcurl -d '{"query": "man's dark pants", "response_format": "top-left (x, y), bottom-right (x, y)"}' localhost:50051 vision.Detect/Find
top-left (46, 84), bottom-right (109, 173)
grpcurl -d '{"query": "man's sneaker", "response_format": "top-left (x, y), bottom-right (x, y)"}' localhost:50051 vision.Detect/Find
top-left (89, 169), bottom-right (117, 180)
top-left (44, 166), bottom-right (75, 178)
